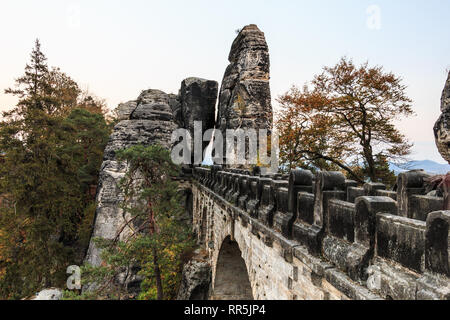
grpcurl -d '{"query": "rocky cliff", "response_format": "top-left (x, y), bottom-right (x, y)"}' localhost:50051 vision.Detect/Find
top-left (85, 89), bottom-right (178, 269)
top-left (434, 71), bottom-right (450, 164)
top-left (177, 249), bottom-right (211, 300)
top-left (174, 78), bottom-right (218, 164)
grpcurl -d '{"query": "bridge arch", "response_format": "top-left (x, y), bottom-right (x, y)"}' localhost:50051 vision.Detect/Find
top-left (211, 236), bottom-right (253, 300)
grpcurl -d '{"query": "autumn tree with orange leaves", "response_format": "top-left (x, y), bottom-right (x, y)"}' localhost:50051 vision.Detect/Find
top-left (276, 57), bottom-right (414, 184)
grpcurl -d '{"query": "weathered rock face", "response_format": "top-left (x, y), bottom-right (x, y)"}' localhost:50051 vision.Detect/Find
top-left (174, 78), bottom-right (218, 164)
top-left (85, 89), bottom-right (179, 272)
top-left (29, 288), bottom-right (63, 300)
top-left (176, 78), bottom-right (218, 135)
top-left (103, 91), bottom-right (178, 162)
top-left (216, 24), bottom-right (273, 166)
top-left (115, 101), bottom-right (138, 121)
top-left (177, 249), bottom-right (211, 300)
top-left (434, 71), bottom-right (450, 164)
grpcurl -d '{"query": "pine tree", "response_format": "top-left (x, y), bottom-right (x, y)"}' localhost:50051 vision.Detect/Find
top-left (0, 40), bottom-right (110, 299)
top-left (78, 144), bottom-right (195, 300)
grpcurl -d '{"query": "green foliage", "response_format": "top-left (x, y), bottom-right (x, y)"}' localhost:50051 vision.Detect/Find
top-left (62, 108), bottom-right (110, 190)
top-left (0, 39), bottom-right (110, 299)
top-left (71, 144), bottom-right (195, 300)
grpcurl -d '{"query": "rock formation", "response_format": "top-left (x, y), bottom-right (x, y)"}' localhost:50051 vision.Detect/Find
top-left (173, 78), bottom-right (218, 164)
top-left (434, 71), bottom-right (450, 164)
top-left (85, 79), bottom-right (217, 295)
top-left (115, 100), bottom-right (138, 121)
top-left (28, 288), bottom-right (63, 300)
top-left (84, 89), bottom-right (179, 294)
top-left (177, 249), bottom-right (211, 300)
top-left (433, 71), bottom-right (450, 210)
top-left (85, 24), bottom-right (273, 298)
top-left (216, 24), bottom-right (273, 167)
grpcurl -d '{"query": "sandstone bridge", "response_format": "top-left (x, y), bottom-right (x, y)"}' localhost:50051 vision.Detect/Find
top-left (189, 166), bottom-right (449, 300)
top-left (85, 24), bottom-right (450, 300)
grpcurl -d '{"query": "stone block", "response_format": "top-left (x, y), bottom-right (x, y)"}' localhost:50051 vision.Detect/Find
top-left (376, 213), bottom-right (426, 273)
top-left (425, 211), bottom-right (450, 276)
top-left (409, 195), bottom-right (444, 221)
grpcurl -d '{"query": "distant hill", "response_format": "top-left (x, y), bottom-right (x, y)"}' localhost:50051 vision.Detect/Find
top-left (389, 160), bottom-right (450, 175)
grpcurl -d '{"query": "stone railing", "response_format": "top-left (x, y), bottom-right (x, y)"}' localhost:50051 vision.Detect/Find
top-left (192, 166), bottom-right (450, 299)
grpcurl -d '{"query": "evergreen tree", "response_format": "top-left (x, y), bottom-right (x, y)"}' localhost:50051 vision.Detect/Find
top-left (76, 144), bottom-right (195, 300)
top-left (0, 40), bottom-right (110, 299)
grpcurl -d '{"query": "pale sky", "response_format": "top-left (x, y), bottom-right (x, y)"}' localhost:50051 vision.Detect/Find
top-left (0, 0), bottom-right (449, 163)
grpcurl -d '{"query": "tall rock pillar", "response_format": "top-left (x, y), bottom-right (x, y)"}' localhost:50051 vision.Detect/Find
top-left (434, 71), bottom-right (450, 164)
top-left (216, 24), bottom-right (273, 168)
top-left (434, 71), bottom-right (450, 210)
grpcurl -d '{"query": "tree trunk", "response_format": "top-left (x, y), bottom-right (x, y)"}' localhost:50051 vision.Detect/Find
top-left (363, 144), bottom-right (376, 182)
top-left (153, 248), bottom-right (164, 300)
